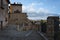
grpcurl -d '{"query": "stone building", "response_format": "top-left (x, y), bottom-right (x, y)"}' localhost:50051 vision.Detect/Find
top-left (0, 0), bottom-right (10, 29)
top-left (8, 3), bottom-right (29, 27)
top-left (9, 2), bottom-right (22, 13)
top-left (47, 16), bottom-right (59, 40)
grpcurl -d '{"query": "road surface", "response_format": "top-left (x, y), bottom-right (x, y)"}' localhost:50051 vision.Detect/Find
top-left (0, 25), bottom-right (45, 40)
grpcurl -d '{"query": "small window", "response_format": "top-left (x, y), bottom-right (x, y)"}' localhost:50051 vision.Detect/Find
top-left (14, 10), bottom-right (21, 13)
top-left (5, 18), bottom-right (7, 22)
top-left (1, 0), bottom-right (4, 9)
top-left (8, 12), bottom-right (10, 18)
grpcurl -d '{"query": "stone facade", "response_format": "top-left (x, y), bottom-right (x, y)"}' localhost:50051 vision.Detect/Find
top-left (8, 3), bottom-right (29, 26)
top-left (10, 3), bottom-right (22, 13)
top-left (8, 3), bottom-right (33, 31)
top-left (8, 13), bottom-right (28, 25)
top-left (0, 0), bottom-right (10, 29)
top-left (47, 16), bottom-right (59, 40)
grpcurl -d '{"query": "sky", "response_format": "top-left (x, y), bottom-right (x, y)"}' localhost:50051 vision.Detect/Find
top-left (10, 0), bottom-right (60, 20)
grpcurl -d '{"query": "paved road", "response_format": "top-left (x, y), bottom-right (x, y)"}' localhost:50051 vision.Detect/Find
top-left (0, 25), bottom-right (44, 40)
top-left (25, 31), bottom-right (45, 40)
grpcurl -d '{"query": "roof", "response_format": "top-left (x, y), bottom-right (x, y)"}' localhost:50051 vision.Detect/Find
top-left (11, 3), bottom-right (22, 6)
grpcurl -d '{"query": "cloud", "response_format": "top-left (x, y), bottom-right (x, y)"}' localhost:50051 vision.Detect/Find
top-left (27, 5), bottom-right (36, 12)
top-left (22, 2), bottom-right (44, 12)
top-left (22, 5), bottom-right (26, 12)
top-left (22, 3), bottom-right (51, 14)
top-left (37, 8), bottom-right (50, 13)
top-left (28, 17), bottom-right (47, 20)
top-left (31, 2), bottom-right (44, 6)
top-left (22, 3), bottom-right (36, 13)
top-left (22, 2), bottom-right (59, 20)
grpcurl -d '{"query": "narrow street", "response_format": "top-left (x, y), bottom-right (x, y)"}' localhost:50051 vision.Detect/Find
top-left (0, 25), bottom-right (45, 40)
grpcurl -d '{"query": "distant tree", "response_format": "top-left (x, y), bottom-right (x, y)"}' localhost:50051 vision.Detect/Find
top-left (40, 20), bottom-right (47, 33)
top-left (40, 20), bottom-right (44, 25)
top-left (31, 21), bottom-right (35, 25)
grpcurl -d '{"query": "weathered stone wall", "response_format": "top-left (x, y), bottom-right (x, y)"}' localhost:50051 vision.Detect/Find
top-left (0, 0), bottom-right (8, 29)
top-left (8, 3), bottom-right (28, 25)
top-left (10, 4), bottom-right (22, 13)
top-left (8, 13), bottom-right (28, 24)
top-left (47, 16), bottom-right (59, 40)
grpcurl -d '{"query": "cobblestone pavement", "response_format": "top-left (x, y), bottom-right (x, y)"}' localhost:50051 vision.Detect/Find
top-left (0, 25), bottom-right (44, 40)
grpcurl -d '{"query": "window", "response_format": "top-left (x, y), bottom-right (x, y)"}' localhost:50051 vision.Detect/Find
top-left (1, 0), bottom-right (4, 9)
top-left (8, 12), bottom-right (10, 18)
top-left (14, 10), bottom-right (21, 13)
top-left (5, 18), bottom-right (7, 22)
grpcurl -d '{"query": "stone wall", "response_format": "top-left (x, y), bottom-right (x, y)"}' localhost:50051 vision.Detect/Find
top-left (0, 0), bottom-right (9, 29)
top-left (47, 16), bottom-right (59, 40)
